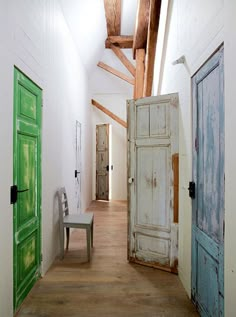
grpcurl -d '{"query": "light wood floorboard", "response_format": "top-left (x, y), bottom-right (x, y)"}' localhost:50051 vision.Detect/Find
top-left (17, 200), bottom-right (198, 317)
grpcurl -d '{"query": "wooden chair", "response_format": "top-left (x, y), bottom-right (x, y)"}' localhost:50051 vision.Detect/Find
top-left (58, 187), bottom-right (94, 261)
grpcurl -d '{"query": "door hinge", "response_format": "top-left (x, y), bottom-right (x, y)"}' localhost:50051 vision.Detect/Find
top-left (223, 220), bottom-right (225, 238)
top-left (41, 253), bottom-right (43, 262)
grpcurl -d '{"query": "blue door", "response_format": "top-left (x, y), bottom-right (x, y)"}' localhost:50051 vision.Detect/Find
top-left (192, 46), bottom-right (224, 316)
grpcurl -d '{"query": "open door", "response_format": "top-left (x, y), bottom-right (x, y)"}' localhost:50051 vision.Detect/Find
top-left (96, 124), bottom-right (110, 200)
top-left (127, 93), bottom-right (179, 273)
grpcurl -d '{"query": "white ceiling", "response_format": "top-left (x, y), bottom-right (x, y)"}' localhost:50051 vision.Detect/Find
top-left (59, 0), bottom-right (137, 74)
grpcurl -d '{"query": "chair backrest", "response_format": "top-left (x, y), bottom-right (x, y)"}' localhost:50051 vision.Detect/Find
top-left (58, 187), bottom-right (69, 224)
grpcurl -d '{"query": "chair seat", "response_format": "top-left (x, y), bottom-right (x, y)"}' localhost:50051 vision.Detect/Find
top-left (64, 213), bottom-right (93, 227)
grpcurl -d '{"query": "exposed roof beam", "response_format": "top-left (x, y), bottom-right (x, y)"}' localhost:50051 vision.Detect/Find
top-left (92, 99), bottom-right (127, 128)
top-left (133, 0), bottom-right (150, 59)
top-left (97, 62), bottom-right (135, 85)
top-left (105, 36), bottom-right (133, 49)
top-left (111, 44), bottom-right (136, 77)
top-left (104, 0), bottom-right (121, 36)
top-left (143, 0), bottom-right (162, 96)
top-left (134, 49), bottom-right (145, 99)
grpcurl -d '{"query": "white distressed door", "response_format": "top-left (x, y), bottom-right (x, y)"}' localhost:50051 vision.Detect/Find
top-left (96, 124), bottom-right (109, 200)
top-left (127, 94), bottom-right (179, 273)
top-left (75, 121), bottom-right (81, 212)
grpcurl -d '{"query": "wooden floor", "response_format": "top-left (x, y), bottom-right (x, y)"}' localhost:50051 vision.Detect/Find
top-left (17, 200), bottom-right (198, 317)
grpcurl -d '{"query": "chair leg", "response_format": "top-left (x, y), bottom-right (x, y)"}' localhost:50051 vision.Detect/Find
top-left (91, 220), bottom-right (94, 248)
top-left (86, 227), bottom-right (91, 262)
top-left (59, 224), bottom-right (64, 260)
top-left (66, 227), bottom-right (70, 250)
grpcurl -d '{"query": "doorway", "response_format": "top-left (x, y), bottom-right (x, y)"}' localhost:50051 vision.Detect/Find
top-left (96, 124), bottom-right (110, 200)
top-left (75, 120), bottom-right (81, 212)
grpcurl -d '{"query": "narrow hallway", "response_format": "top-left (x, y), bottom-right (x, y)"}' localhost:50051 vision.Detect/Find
top-left (17, 201), bottom-right (198, 317)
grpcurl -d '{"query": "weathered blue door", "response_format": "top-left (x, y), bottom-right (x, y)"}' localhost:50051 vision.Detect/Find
top-left (192, 46), bottom-right (224, 316)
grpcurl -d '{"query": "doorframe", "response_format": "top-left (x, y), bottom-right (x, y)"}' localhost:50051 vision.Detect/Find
top-left (13, 67), bottom-right (42, 310)
top-left (75, 120), bottom-right (82, 212)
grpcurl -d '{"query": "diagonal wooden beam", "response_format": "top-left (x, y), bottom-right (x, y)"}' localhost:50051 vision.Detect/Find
top-left (105, 36), bottom-right (133, 49)
top-left (97, 62), bottom-right (135, 85)
top-left (143, 0), bottom-right (162, 96)
top-left (133, 0), bottom-right (150, 59)
top-left (92, 99), bottom-right (127, 128)
top-left (104, 0), bottom-right (121, 36)
top-left (111, 44), bottom-right (136, 77)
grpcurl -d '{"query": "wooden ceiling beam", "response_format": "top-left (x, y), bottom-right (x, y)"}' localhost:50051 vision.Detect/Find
top-left (111, 44), bottom-right (136, 77)
top-left (133, 0), bottom-right (150, 59)
top-left (143, 0), bottom-right (162, 97)
top-left (92, 99), bottom-right (127, 128)
top-left (98, 61), bottom-right (135, 85)
top-left (104, 0), bottom-right (121, 36)
top-left (134, 49), bottom-right (145, 99)
top-left (105, 36), bottom-right (133, 49)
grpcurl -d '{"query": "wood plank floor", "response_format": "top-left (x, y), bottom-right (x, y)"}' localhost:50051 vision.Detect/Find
top-left (17, 200), bottom-right (198, 317)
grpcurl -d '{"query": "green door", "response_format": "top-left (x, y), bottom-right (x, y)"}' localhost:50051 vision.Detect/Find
top-left (13, 68), bottom-right (42, 310)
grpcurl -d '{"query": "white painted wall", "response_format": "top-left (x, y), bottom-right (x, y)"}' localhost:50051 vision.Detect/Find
top-left (59, 0), bottom-right (107, 74)
top-left (90, 49), bottom-right (133, 200)
top-left (0, 1), bottom-right (92, 315)
top-left (157, 0), bottom-right (224, 298)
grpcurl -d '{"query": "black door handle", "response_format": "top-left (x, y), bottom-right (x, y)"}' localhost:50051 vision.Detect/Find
top-left (17, 188), bottom-right (29, 193)
top-left (188, 181), bottom-right (195, 199)
top-left (10, 185), bottom-right (29, 204)
top-left (75, 170), bottom-right (80, 178)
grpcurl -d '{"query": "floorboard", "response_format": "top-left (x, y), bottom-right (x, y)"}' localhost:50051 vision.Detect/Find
top-left (16, 200), bottom-right (198, 317)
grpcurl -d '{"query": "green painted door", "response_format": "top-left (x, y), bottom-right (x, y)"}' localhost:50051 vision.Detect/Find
top-left (13, 68), bottom-right (42, 310)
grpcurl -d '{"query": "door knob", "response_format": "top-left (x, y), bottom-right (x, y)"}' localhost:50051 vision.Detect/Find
top-left (128, 177), bottom-right (134, 184)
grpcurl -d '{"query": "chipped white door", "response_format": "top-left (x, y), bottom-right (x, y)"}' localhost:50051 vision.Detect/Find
top-left (96, 124), bottom-right (109, 200)
top-left (127, 94), bottom-right (179, 272)
top-left (75, 121), bottom-right (81, 212)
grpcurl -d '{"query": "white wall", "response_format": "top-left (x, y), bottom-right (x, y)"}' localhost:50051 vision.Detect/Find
top-left (158, 0), bottom-right (224, 297)
top-left (0, 1), bottom-right (92, 315)
top-left (90, 49), bottom-right (133, 200)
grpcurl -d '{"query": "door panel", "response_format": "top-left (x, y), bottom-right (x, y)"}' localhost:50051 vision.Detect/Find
top-left (136, 146), bottom-right (169, 228)
top-left (192, 46), bottom-right (224, 316)
top-left (13, 68), bottom-right (42, 310)
top-left (96, 124), bottom-right (109, 200)
top-left (127, 94), bottom-right (179, 272)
